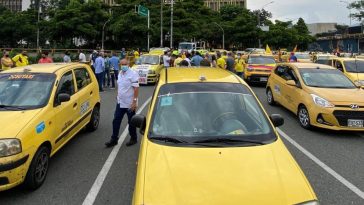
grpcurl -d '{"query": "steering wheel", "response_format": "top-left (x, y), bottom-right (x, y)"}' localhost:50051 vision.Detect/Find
top-left (213, 112), bottom-right (238, 128)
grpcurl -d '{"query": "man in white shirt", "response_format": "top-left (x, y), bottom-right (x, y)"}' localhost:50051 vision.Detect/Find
top-left (105, 59), bottom-right (140, 147)
top-left (79, 50), bottom-right (86, 63)
top-left (163, 51), bottom-right (171, 68)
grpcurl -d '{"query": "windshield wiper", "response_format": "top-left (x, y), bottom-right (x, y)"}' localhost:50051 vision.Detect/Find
top-left (193, 138), bottom-right (266, 145)
top-left (0, 104), bottom-right (26, 110)
top-left (149, 136), bottom-right (189, 144)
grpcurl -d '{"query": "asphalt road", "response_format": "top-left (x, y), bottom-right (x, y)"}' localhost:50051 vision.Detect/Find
top-left (1, 83), bottom-right (364, 205)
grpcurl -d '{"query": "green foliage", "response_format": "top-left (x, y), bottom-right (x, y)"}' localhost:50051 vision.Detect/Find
top-left (349, 0), bottom-right (364, 21)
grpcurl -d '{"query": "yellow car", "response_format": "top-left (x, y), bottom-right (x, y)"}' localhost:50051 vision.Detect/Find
top-left (130, 67), bottom-right (318, 205)
top-left (244, 54), bottom-right (276, 83)
top-left (295, 52), bottom-right (313, 63)
top-left (331, 58), bottom-right (364, 86)
top-left (132, 54), bottom-right (163, 84)
top-left (266, 63), bottom-right (364, 130)
top-left (0, 63), bottom-right (100, 191)
top-left (313, 54), bottom-right (337, 65)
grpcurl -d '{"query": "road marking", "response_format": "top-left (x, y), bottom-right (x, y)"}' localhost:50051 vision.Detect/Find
top-left (277, 128), bottom-right (364, 200)
top-left (82, 97), bottom-right (152, 205)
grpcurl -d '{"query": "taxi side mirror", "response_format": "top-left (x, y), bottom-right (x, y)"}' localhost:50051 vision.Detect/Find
top-left (58, 93), bottom-right (70, 104)
top-left (286, 80), bottom-right (296, 86)
top-left (270, 114), bottom-right (284, 127)
top-left (131, 114), bottom-right (146, 134)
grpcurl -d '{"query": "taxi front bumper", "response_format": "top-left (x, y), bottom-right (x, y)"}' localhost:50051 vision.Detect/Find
top-left (309, 106), bottom-right (364, 131)
top-left (0, 154), bottom-right (30, 191)
top-left (245, 72), bottom-right (270, 83)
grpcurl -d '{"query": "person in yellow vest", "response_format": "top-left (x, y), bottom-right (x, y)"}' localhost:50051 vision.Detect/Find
top-left (134, 49), bottom-right (140, 60)
top-left (216, 52), bottom-right (226, 69)
top-left (235, 54), bottom-right (246, 78)
top-left (12, 50), bottom-right (29, 67)
top-left (1, 51), bottom-right (13, 70)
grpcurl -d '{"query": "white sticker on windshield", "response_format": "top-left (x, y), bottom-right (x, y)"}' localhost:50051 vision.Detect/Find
top-left (302, 73), bottom-right (310, 78)
top-left (160, 96), bottom-right (173, 106)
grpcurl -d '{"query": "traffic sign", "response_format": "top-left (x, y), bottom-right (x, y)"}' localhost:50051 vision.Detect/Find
top-left (138, 5), bottom-right (149, 17)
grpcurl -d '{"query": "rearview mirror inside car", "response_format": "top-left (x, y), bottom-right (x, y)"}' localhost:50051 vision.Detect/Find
top-left (270, 114), bottom-right (284, 127)
top-left (286, 80), bottom-right (296, 86)
top-left (131, 114), bottom-right (146, 134)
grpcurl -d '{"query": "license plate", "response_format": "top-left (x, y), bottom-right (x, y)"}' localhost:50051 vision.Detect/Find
top-left (348, 119), bottom-right (364, 127)
top-left (260, 77), bottom-right (268, 82)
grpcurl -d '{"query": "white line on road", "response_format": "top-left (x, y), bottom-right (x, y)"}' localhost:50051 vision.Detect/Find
top-left (277, 128), bottom-right (364, 200)
top-left (82, 97), bottom-right (152, 205)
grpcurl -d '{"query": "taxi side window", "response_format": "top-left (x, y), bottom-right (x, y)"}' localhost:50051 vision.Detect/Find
top-left (57, 71), bottom-right (75, 97)
top-left (275, 66), bottom-right (292, 80)
top-left (74, 68), bottom-right (91, 91)
top-left (336, 61), bottom-right (344, 72)
top-left (288, 68), bottom-right (301, 86)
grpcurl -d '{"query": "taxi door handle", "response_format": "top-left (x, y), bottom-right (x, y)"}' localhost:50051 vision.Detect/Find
top-left (73, 103), bottom-right (78, 108)
top-left (90, 91), bottom-right (93, 95)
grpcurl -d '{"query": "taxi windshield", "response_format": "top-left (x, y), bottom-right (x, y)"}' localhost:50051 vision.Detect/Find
top-left (0, 73), bottom-right (56, 110)
top-left (137, 55), bottom-right (159, 65)
top-left (299, 69), bottom-right (356, 88)
top-left (344, 60), bottom-right (364, 73)
top-left (150, 83), bottom-right (275, 146)
top-left (295, 53), bottom-right (310, 59)
top-left (248, 56), bottom-right (275, 64)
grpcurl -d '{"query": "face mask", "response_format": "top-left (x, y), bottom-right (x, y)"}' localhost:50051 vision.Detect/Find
top-left (5, 55), bottom-right (9, 57)
top-left (121, 65), bottom-right (129, 72)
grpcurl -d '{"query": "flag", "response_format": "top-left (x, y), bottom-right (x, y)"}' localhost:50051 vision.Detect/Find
top-left (265, 44), bottom-right (272, 54)
top-left (293, 45), bottom-right (298, 53)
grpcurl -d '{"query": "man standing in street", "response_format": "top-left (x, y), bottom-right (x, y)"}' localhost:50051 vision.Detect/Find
top-left (109, 52), bottom-right (120, 89)
top-left (105, 59), bottom-right (139, 147)
top-left (191, 51), bottom-right (203, 66)
top-left (289, 52), bottom-right (298, 62)
top-left (94, 52), bottom-right (105, 92)
top-left (38, 51), bottom-right (53, 63)
top-left (79, 50), bottom-right (87, 63)
top-left (226, 52), bottom-right (236, 72)
top-left (12, 50), bottom-right (29, 67)
top-left (216, 52), bottom-right (226, 69)
top-left (163, 51), bottom-right (171, 68)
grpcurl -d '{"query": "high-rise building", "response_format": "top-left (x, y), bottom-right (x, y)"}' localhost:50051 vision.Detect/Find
top-left (0, 0), bottom-right (21, 12)
top-left (204, 0), bottom-right (247, 12)
top-left (102, 0), bottom-right (116, 6)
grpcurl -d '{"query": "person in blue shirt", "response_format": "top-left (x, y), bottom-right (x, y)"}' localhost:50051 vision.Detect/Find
top-left (109, 52), bottom-right (120, 89)
top-left (191, 51), bottom-right (203, 66)
top-left (94, 52), bottom-right (105, 92)
top-left (289, 52), bottom-right (298, 62)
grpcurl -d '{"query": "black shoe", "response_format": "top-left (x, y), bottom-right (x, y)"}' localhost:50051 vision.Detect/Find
top-left (126, 140), bottom-right (137, 147)
top-left (105, 140), bottom-right (118, 148)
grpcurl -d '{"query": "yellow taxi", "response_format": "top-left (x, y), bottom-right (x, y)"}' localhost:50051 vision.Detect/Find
top-left (331, 58), bottom-right (364, 86)
top-left (244, 54), bottom-right (276, 83)
top-left (0, 63), bottom-right (100, 191)
top-left (313, 54), bottom-right (337, 65)
top-left (130, 67), bottom-right (318, 205)
top-left (294, 52), bottom-right (313, 63)
top-left (266, 63), bottom-right (364, 130)
top-left (132, 54), bottom-right (163, 85)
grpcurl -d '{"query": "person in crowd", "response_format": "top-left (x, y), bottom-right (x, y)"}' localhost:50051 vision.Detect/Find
top-left (109, 52), bottom-right (120, 89)
top-left (235, 54), bottom-right (245, 78)
top-left (184, 53), bottom-right (192, 66)
top-left (104, 53), bottom-right (111, 88)
top-left (79, 49), bottom-right (87, 63)
top-left (216, 52), bottom-right (226, 69)
top-left (226, 52), bottom-right (235, 72)
top-left (94, 52), bottom-right (105, 92)
top-left (134, 48), bottom-right (140, 60)
top-left (120, 48), bottom-right (126, 60)
top-left (211, 54), bottom-right (217, 67)
top-left (289, 52), bottom-right (298, 62)
top-left (38, 51), bottom-right (53, 64)
top-left (200, 53), bottom-right (211, 67)
top-left (1, 50), bottom-right (13, 70)
top-left (90, 50), bottom-right (98, 73)
top-left (12, 50), bottom-right (29, 67)
top-left (163, 51), bottom-right (171, 68)
top-left (63, 51), bottom-right (71, 63)
top-left (105, 58), bottom-right (139, 147)
top-left (174, 53), bottom-right (183, 67)
top-left (222, 51), bottom-right (228, 60)
top-left (191, 51), bottom-right (203, 66)
top-left (169, 51), bottom-right (177, 67)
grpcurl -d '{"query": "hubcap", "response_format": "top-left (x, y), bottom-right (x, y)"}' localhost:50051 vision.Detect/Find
top-left (267, 90), bottom-right (273, 103)
top-left (93, 109), bottom-right (100, 128)
top-left (35, 152), bottom-right (48, 182)
top-left (299, 108), bottom-right (309, 126)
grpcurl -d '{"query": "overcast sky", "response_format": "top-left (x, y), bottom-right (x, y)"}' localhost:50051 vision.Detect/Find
top-left (247, 0), bottom-right (359, 26)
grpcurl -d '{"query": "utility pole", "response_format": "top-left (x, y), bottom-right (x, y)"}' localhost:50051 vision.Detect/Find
top-left (170, 0), bottom-right (174, 48)
top-left (160, 0), bottom-right (163, 47)
top-left (148, 9), bottom-right (150, 51)
top-left (36, 3), bottom-right (41, 50)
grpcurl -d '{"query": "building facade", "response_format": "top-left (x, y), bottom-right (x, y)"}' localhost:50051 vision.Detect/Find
top-left (204, 0), bottom-right (247, 12)
top-left (102, 0), bottom-right (116, 6)
top-left (0, 0), bottom-right (22, 12)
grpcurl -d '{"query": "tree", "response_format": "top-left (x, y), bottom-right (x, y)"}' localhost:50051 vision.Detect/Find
top-left (293, 18), bottom-right (315, 50)
top-left (349, 0), bottom-right (364, 21)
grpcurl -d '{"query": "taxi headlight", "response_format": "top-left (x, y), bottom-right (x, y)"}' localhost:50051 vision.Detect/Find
top-left (311, 94), bottom-right (334, 108)
top-left (0, 139), bottom-right (22, 157)
top-left (148, 70), bottom-right (155, 74)
top-left (295, 200), bottom-right (320, 205)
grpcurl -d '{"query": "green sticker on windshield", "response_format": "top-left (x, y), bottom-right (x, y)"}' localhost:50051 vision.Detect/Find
top-left (160, 96), bottom-right (173, 106)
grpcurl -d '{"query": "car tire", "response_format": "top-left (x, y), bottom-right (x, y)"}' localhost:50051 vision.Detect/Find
top-left (24, 146), bottom-right (50, 190)
top-left (86, 106), bottom-right (100, 132)
top-left (267, 88), bottom-right (275, 105)
top-left (298, 105), bottom-right (311, 129)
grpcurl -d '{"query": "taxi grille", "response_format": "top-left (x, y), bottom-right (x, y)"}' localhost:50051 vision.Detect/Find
top-left (333, 110), bottom-right (364, 126)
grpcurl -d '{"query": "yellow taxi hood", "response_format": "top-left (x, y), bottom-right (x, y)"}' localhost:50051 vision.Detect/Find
top-left (346, 72), bottom-right (364, 81)
top-left (308, 87), bottom-right (364, 103)
top-left (143, 140), bottom-right (315, 205)
top-left (0, 109), bottom-right (42, 137)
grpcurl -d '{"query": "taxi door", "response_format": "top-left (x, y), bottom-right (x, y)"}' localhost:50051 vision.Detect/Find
top-left (53, 70), bottom-right (79, 150)
top-left (73, 67), bottom-right (94, 129)
top-left (269, 65), bottom-right (287, 104)
top-left (281, 67), bottom-right (301, 112)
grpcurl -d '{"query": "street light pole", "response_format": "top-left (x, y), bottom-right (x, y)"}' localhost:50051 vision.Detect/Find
top-left (148, 10), bottom-right (150, 51)
top-left (102, 19), bottom-right (110, 51)
top-left (160, 0), bottom-right (163, 47)
top-left (258, 1), bottom-right (274, 48)
top-left (213, 22), bottom-right (225, 50)
top-left (36, 3), bottom-right (41, 50)
top-left (170, 0), bottom-right (174, 48)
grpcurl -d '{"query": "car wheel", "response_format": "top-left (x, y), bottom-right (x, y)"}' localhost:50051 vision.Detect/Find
top-left (86, 106), bottom-right (100, 132)
top-left (24, 146), bottom-right (50, 190)
top-left (266, 88), bottom-right (275, 105)
top-left (298, 105), bottom-right (311, 129)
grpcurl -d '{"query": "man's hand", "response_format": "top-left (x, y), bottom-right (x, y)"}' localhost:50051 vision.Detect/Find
top-left (131, 101), bottom-right (138, 112)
